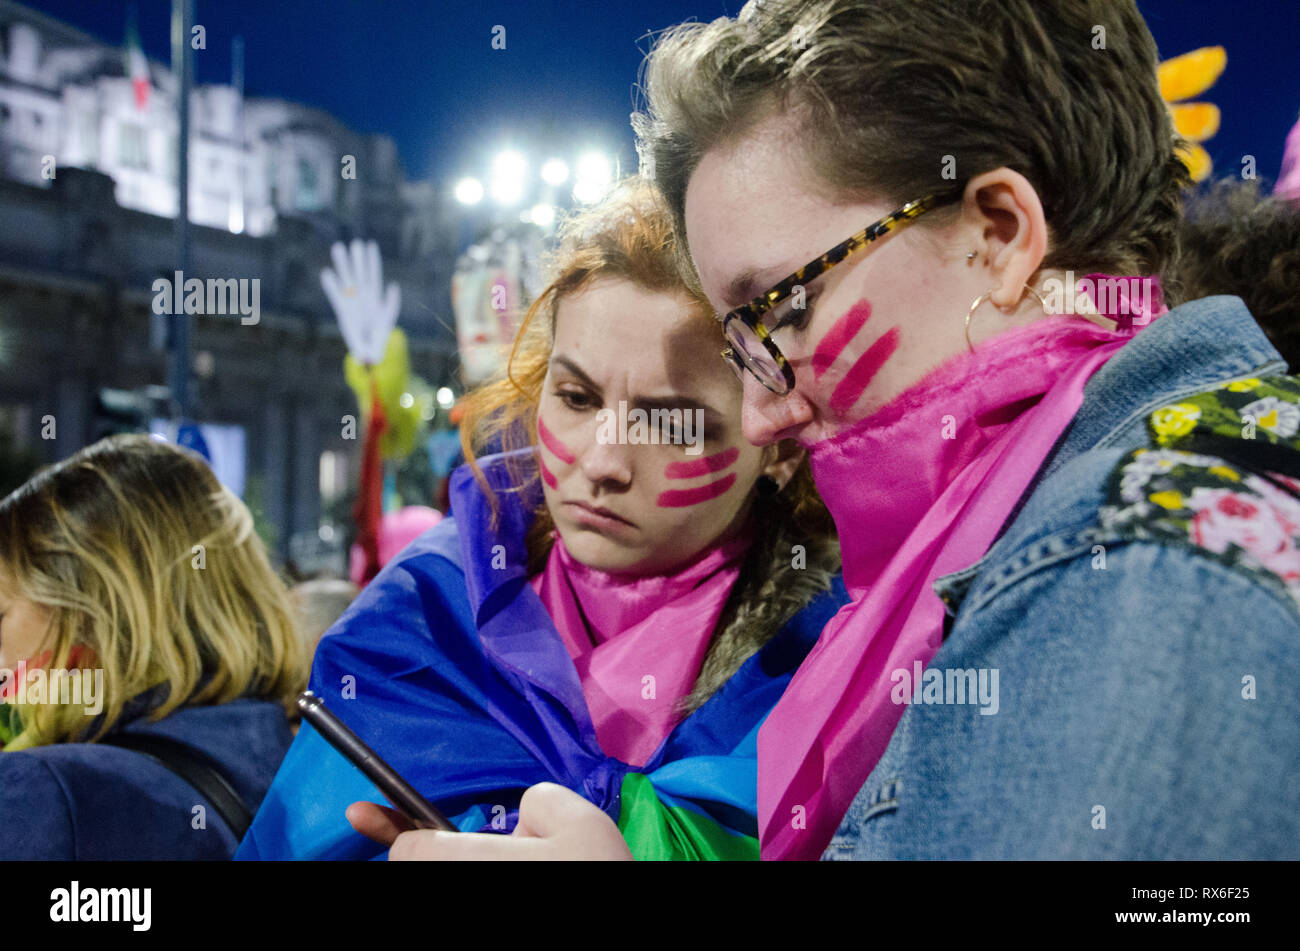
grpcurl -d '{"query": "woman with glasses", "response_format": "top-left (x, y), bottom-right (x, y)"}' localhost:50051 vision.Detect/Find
top-left (237, 180), bottom-right (847, 860)
top-left (632, 0), bottom-right (1300, 859)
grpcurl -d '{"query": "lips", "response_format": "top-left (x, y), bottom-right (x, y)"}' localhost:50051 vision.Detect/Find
top-left (564, 500), bottom-right (636, 528)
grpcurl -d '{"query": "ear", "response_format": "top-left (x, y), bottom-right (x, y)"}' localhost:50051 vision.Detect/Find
top-left (760, 439), bottom-right (805, 491)
top-left (961, 168), bottom-right (1049, 310)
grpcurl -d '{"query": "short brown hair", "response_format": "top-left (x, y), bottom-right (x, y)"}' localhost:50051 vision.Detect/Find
top-left (634, 0), bottom-right (1192, 281)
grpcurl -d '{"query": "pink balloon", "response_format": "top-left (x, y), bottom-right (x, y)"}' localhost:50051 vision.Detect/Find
top-left (1277, 114), bottom-right (1300, 203)
top-left (349, 506), bottom-right (444, 585)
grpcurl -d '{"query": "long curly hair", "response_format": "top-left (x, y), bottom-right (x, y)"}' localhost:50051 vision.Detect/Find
top-left (457, 179), bottom-right (839, 712)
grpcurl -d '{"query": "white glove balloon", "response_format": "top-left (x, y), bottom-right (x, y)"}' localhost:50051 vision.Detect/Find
top-left (320, 238), bottom-right (401, 366)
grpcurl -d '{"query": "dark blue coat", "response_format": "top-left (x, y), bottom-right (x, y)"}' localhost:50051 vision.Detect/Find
top-left (0, 697), bottom-right (292, 859)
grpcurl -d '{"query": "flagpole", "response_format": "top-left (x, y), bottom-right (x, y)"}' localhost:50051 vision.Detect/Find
top-left (230, 36), bottom-right (245, 235)
top-left (169, 0), bottom-right (194, 418)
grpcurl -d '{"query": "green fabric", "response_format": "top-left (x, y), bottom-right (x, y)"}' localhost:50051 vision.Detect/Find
top-left (1145, 373), bottom-right (1300, 449)
top-left (616, 772), bottom-right (759, 861)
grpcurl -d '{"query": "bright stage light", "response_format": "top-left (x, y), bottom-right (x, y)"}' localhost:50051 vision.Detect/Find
top-left (573, 152), bottom-right (613, 204)
top-left (454, 177), bottom-right (484, 205)
top-left (489, 150), bottom-right (528, 205)
top-left (540, 158), bottom-right (569, 186)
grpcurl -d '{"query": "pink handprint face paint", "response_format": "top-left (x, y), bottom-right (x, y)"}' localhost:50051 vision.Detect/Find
top-left (656, 473), bottom-right (738, 508)
top-left (537, 416), bottom-right (576, 465)
top-left (656, 447), bottom-right (741, 508)
top-left (663, 447), bottom-right (739, 480)
top-left (537, 415), bottom-right (576, 491)
top-left (811, 300), bottom-right (874, 379)
top-left (538, 456), bottom-right (559, 489)
top-left (828, 325), bottom-right (901, 415)
top-left (805, 298), bottom-right (901, 416)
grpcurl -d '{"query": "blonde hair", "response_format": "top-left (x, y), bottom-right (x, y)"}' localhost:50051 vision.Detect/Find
top-left (0, 434), bottom-right (306, 749)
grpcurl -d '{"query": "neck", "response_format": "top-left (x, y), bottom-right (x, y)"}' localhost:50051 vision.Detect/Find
top-left (807, 314), bottom-right (1121, 593)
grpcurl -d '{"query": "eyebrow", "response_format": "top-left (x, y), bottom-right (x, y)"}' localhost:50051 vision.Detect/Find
top-left (724, 264), bottom-right (791, 309)
top-left (551, 356), bottom-right (599, 391)
top-left (550, 355), bottom-right (726, 423)
top-left (636, 396), bottom-right (726, 426)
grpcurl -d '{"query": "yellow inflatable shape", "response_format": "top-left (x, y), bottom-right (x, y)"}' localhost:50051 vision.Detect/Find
top-left (1157, 46), bottom-right (1227, 103)
top-left (1159, 46), bottom-right (1227, 183)
top-left (1169, 102), bottom-right (1221, 143)
top-left (345, 328), bottom-right (423, 460)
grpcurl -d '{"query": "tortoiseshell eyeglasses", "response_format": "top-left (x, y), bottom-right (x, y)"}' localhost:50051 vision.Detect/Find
top-left (719, 189), bottom-right (964, 395)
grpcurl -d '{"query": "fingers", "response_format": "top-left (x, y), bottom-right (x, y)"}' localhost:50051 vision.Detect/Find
top-left (320, 267), bottom-right (343, 311)
top-left (323, 268), bottom-right (364, 357)
top-left (513, 782), bottom-right (600, 839)
top-left (325, 239), bottom-right (397, 365)
top-left (388, 829), bottom-right (552, 862)
top-left (330, 241), bottom-right (353, 288)
top-left (349, 238), bottom-right (368, 292)
top-left (346, 800), bottom-right (413, 846)
top-left (366, 240), bottom-right (382, 293)
top-left (379, 786), bottom-right (633, 861)
top-left (383, 282), bottom-right (400, 323)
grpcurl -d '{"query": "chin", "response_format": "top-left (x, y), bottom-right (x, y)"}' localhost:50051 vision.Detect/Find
top-left (557, 528), bottom-right (646, 574)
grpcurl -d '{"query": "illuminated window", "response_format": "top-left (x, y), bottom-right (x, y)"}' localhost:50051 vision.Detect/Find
top-left (296, 158), bottom-right (320, 210)
top-left (118, 123), bottom-right (148, 170)
top-left (79, 112), bottom-right (99, 164)
top-left (319, 450), bottom-right (347, 503)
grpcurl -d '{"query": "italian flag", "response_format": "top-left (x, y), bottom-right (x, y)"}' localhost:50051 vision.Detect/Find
top-left (124, 11), bottom-right (149, 110)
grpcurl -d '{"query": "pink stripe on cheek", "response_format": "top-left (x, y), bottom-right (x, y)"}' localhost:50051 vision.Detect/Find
top-left (811, 300), bottom-right (872, 379)
top-left (656, 473), bottom-right (737, 508)
top-left (538, 456), bottom-right (558, 489)
top-left (829, 326), bottom-right (901, 415)
top-left (664, 447), bottom-right (739, 479)
top-left (536, 416), bottom-right (576, 465)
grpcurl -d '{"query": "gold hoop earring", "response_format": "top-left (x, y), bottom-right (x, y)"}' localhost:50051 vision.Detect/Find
top-left (965, 285), bottom-right (1050, 352)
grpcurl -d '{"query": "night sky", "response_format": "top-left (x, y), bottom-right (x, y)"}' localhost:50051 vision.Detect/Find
top-left (16, 0), bottom-right (1300, 187)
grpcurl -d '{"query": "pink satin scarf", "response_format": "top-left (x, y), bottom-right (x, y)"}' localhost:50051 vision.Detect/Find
top-left (758, 279), bottom-right (1167, 859)
top-left (530, 527), bottom-right (752, 767)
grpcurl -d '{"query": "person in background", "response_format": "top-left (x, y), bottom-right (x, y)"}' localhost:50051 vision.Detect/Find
top-left (1175, 179), bottom-right (1300, 368)
top-left (0, 434), bottom-right (306, 859)
top-left (286, 577), bottom-right (360, 736)
top-left (238, 180), bottom-right (847, 861)
top-left (290, 578), bottom-right (361, 659)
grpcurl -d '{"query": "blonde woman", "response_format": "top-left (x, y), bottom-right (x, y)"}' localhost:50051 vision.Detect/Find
top-left (0, 434), bottom-right (306, 859)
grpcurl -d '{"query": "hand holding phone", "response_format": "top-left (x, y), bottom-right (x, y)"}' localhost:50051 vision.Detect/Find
top-left (296, 690), bottom-right (457, 832)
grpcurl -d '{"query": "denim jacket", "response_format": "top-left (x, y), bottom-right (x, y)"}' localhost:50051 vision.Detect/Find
top-left (826, 295), bottom-right (1300, 860)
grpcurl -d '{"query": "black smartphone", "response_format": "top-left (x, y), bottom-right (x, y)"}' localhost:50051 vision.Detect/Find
top-left (296, 690), bottom-right (457, 833)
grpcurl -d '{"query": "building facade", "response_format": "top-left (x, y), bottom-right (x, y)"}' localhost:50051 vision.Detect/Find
top-left (0, 1), bottom-right (461, 568)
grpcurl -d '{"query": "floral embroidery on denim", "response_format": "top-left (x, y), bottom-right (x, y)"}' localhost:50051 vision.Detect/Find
top-left (1099, 374), bottom-right (1300, 611)
top-left (1146, 373), bottom-right (1300, 447)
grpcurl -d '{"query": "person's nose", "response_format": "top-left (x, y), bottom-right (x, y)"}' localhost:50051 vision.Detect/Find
top-left (740, 372), bottom-right (815, 446)
top-left (577, 430), bottom-right (634, 489)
